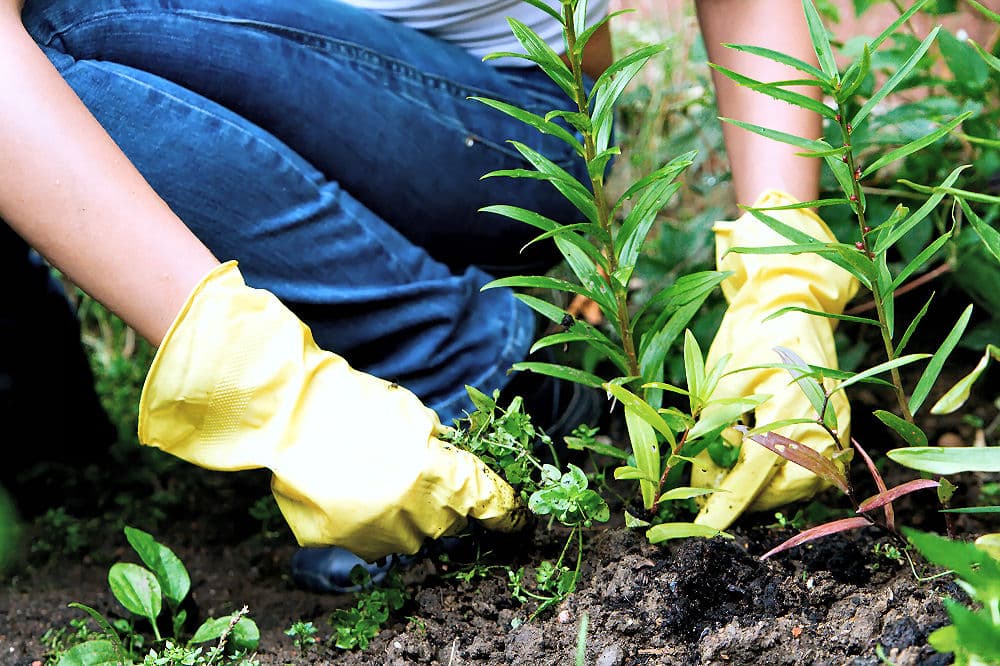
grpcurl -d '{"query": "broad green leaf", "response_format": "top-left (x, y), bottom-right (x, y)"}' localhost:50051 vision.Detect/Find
top-left (613, 465), bottom-right (659, 484)
top-left (833, 354), bottom-right (930, 393)
top-left (721, 42), bottom-right (828, 81)
top-left (683, 329), bottom-right (705, 411)
top-left (895, 292), bottom-right (934, 356)
top-left (961, 199), bottom-right (1000, 264)
top-left (904, 527), bottom-right (1000, 600)
top-left (861, 113), bottom-right (972, 178)
top-left (760, 517), bottom-right (870, 559)
top-left (852, 27), bottom-right (940, 128)
top-left (874, 410), bottom-right (927, 447)
top-left (471, 97), bottom-right (583, 156)
top-left (66, 603), bottom-right (126, 658)
top-left (762, 306), bottom-right (880, 327)
top-left (909, 304), bottom-right (973, 414)
top-left (931, 345), bottom-right (1000, 414)
top-left (874, 166), bottom-right (968, 253)
top-left (191, 615), bottom-right (232, 643)
top-left (942, 600), bottom-right (1000, 660)
top-left (605, 383), bottom-right (677, 448)
top-left (802, 0), bottom-right (839, 82)
top-left (623, 407), bottom-right (660, 510)
top-left (939, 29), bottom-right (990, 90)
top-left (709, 64), bottom-right (837, 119)
top-left (658, 487), bottom-right (718, 501)
top-left (890, 232), bottom-right (951, 291)
top-left (646, 522), bottom-right (733, 544)
top-left (689, 395), bottom-right (770, 441)
top-left (510, 361), bottom-right (604, 389)
top-left (889, 447), bottom-right (1000, 474)
top-left (55, 641), bottom-right (121, 666)
top-left (108, 562), bottom-right (161, 623)
top-left (124, 527), bottom-right (190, 610)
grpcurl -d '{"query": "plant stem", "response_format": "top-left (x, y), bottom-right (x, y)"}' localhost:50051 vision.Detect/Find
top-left (837, 104), bottom-right (914, 423)
top-left (564, 3), bottom-right (640, 378)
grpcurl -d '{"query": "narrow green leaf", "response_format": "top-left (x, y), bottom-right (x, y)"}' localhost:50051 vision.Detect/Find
top-left (471, 97), bottom-right (583, 156)
top-left (744, 418), bottom-right (820, 436)
top-left (833, 353), bottom-right (930, 393)
top-left (65, 603), bottom-right (126, 658)
top-left (931, 345), bottom-right (999, 414)
top-left (591, 55), bottom-right (656, 151)
top-left (479, 204), bottom-right (559, 233)
top-left (487, 274), bottom-right (599, 300)
top-left (510, 361), bottom-right (604, 389)
top-left (890, 232), bottom-right (951, 291)
top-left (658, 487), bottom-right (718, 502)
top-left (614, 151), bottom-right (696, 216)
top-left (589, 44), bottom-right (666, 105)
top-left (623, 408), bottom-right (660, 510)
top-left (966, 0), bottom-right (1000, 22)
top-left (504, 17), bottom-right (575, 98)
top-left (108, 562), bottom-right (161, 623)
top-left (508, 141), bottom-right (598, 223)
top-left (940, 506), bottom-right (1000, 514)
top-left (683, 329), bottom-right (705, 411)
top-left (969, 38), bottom-right (1000, 74)
top-left (554, 236), bottom-right (619, 326)
top-left (895, 292), bottom-right (934, 357)
top-left (874, 410), bottom-right (928, 447)
top-left (900, 182), bottom-right (1000, 205)
top-left (961, 199), bottom-right (1000, 264)
top-left (909, 304), bottom-right (973, 414)
top-left (754, 198), bottom-right (850, 210)
top-left (904, 527), bottom-right (1000, 599)
top-left (617, 180), bottom-right (681, 284)
top-left (802, 0), bottom-right (839, 82)
top-left (875, 253), bottom-right (894, 339)
top-left (722, 42), bottom-right (828, 81)
top-left (124, 526), bottom-right (190, 609)
top-left (689, 395), bottom-right (771, 441)
top-left (837, 43), bottom-right (871, 101)
top-left (605, 383), bottom-right (677, 449)
top-left (613, 465), bottom-right (659, 484)
top-left (852, 27), bottom-right (940, 128)
top-left (521, 223), bottom-right (596, 253)
top-left (637, 299), bottom-right (701, 382)
top-left (513, 293), bottom-right (569, 324)
top-left (825, 154), bottom-right (864, 212)
top-left (646, 522), bottom-right (733, 544)
top-left (710, 64), bottom-right (837, 119)
top-left (867, 0), bottom-right (932, 53)
top-left (861, 113), bottom-right (972, 178)
top-left (874, 166), bottom-right (968, 253)
top-left (721, 118), bottom-right (832, 152)
top-left (774, 347), bottom-right (832, 426)
top-left (762, 305), bottom-right (880, 327)
top-left (519, 0), bottom-right (564, 23)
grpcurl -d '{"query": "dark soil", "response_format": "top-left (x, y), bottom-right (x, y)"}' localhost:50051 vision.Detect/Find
top-left (2, 292), bottom-right (999, 665)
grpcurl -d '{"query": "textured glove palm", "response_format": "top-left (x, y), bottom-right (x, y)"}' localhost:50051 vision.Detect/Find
top-left (139, 262), bottom-right (527, 561)
top-left (693, 190), bottom-right (858, 530)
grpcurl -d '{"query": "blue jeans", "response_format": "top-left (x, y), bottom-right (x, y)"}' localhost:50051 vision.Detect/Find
top-left (16, 0), bottom-right (588, 421)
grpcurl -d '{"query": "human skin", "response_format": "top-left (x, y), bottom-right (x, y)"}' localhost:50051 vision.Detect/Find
top-left (0, 0), bottom-right (218, 345)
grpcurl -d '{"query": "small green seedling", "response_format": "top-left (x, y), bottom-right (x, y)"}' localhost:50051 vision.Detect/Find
top-left (328, 567), bottom-right (407, 651)
top-left (284, 620), bottom-right (319, 653)
top-left (55, 526), bottom-right (259, 665)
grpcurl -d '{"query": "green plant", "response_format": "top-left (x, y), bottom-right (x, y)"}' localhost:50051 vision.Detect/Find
top-left (475, 0), bottom-right (755, 540)
top-left (328, 567), bottom-right (407, 651)
top-left (905, 528), bottom-right (1000, 665)
top-left (53, 527), bottom-right (259, 665)
top-left (283, 620), bottom-right (319, 653)
top-left (446, 387), bottom-right (609, 619)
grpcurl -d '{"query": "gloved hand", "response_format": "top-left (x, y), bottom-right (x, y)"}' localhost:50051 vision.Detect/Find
top-left (139, 262), bottom-right (528, 561)
top-left (692, 190), bottom-right (858, 530)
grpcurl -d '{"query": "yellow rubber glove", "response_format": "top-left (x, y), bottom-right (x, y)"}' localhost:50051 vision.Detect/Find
top-left (139, 262), bottom-right (528, 561)
top-left (692, 190), bottom-right (859, 530)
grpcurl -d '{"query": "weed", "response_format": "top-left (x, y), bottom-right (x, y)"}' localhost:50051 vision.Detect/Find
top-left (52, 527), bottom-right (259, 665)
top-left (328, 567), bottom-right (407, 651)
top-left (283, 620), bottom-right (319, 653)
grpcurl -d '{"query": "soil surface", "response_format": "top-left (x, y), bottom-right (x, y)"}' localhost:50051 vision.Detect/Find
top-left (2, 296), bottom-right (999, 665)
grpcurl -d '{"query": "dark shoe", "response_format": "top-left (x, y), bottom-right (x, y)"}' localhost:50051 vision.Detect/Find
top-left (290, 547), bottom-right (402, 594)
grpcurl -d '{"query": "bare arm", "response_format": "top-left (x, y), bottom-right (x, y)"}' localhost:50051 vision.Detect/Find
top-left (0, 2), bottom-right (218, 344)
top-left (694, 0), bottom-right (823, 205)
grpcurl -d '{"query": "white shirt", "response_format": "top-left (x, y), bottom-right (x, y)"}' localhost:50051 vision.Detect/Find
top-left (342, 0), bottom-right (610, 65)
